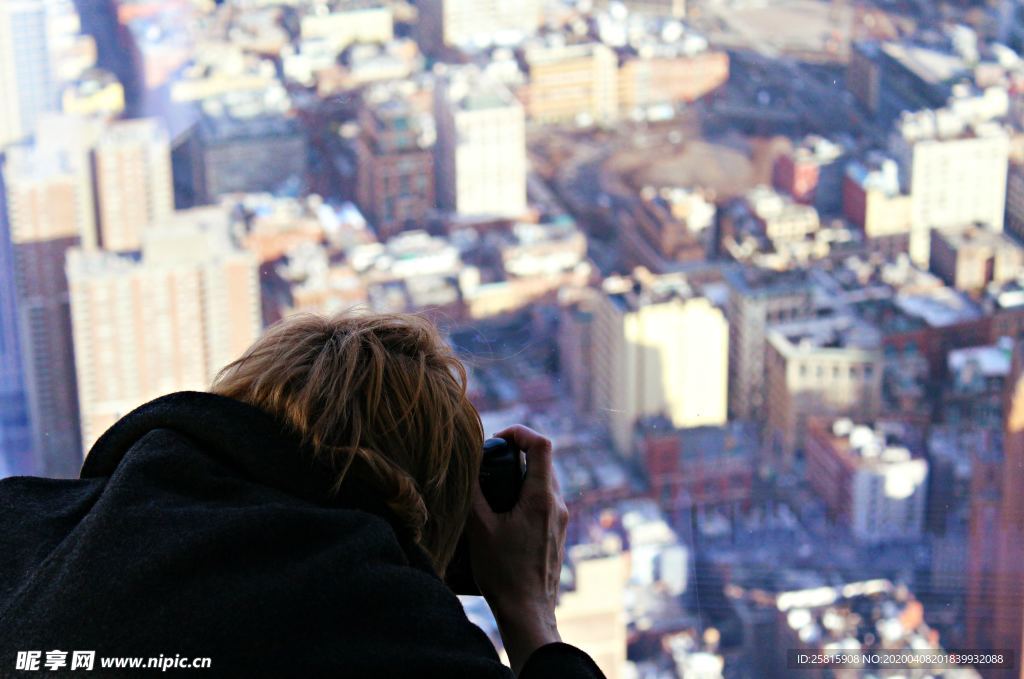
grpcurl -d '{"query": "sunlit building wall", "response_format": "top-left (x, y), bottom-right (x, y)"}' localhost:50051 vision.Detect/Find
top-left (92, 118), bottom-right (174, 252)
top-left (521, 43), bottom-right (619, 126)
top-left (556, 547), bottom-right (628, 679)
top-left (764, 317), bottom-right (883, 470)
top-left (299, 5), bottom-right (393, 52)
top-left (434, 70), bottom-right (526, 218)
top-left (592, 272), bottom-right (728, 456)
top-left (890, 112), bottom-right (1009, 267)
top-left (724, 268), bottom-right (814, 422)
top-left (67, 207), bottom-right (261, 453)
top-left (416, 0), bottom-right (543, 53)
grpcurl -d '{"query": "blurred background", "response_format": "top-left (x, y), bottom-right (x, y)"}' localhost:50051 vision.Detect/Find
top-left (1, 0), bottom-right (1023, 676)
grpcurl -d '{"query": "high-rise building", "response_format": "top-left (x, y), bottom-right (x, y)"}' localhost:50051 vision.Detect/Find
top-left (355, 86), bottom-right (436, 239)
top-left (67, 206), bottom-right (262, 453)
top-left (0, 163), bottom-right (34, 477)
top-left (965, 424), bottom-right (1006, 651)
top-left (724, 267), bottom-right (815, 422)
top-left (92, 118), bottom-right (174, 252)
top-left (986, 341), bottom-right (1024, 672)
top-left (3, 119), bottom-right (100, 477)
top-left (591, 269), bottom-right (728, 455)
top-left (558, 286), bottom-right (601, 418)
top-left (521, 42), bottom-right (619, 126)
top-left (0, 0), bottom-right (56, 147)
top-left (191, 92), bottom-right (307, 205)
top-left (434, 69), bottom-right (526, 218)
top-left (764, 315), bottom-right (884, 469)
top-left (415, 0), bottom-right (543, 54)
top-left (890, 107), bottom-right (1009, 267)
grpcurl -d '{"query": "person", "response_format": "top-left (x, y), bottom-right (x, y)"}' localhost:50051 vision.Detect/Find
top-left (0, 312), bottom-right (606, 678)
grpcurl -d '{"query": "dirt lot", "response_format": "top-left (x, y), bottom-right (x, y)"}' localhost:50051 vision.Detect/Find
top-left (606, 134), bottom-right (793, 201)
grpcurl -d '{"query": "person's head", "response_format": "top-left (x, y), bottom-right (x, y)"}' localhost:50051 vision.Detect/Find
top-left (210, 310), bottom-right (483, 575)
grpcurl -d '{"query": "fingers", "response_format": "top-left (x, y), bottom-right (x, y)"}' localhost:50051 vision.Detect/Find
top-left (493, 424), bottom-right (553, 487)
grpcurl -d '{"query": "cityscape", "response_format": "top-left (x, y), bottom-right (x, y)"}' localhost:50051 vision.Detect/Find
top-left (2, 0), bottom-right (1024, 676)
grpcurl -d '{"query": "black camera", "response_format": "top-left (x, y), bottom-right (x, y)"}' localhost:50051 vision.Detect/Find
top-left (444, 437), bottom-right (526, 596)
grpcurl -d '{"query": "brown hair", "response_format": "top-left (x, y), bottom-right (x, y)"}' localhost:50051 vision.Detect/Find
top-left (210, 310), bottom-right (483, 574)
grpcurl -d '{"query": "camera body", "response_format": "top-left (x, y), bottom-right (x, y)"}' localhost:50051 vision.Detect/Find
top-left (444, 437), bottom-right (526, 596)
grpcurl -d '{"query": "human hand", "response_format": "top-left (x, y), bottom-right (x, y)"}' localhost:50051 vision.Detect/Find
top-left (467, 425), bottom-right (569, 675)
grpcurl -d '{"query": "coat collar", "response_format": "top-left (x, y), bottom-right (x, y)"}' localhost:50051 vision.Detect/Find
top-left (80, 391), bottom-right (420, 551)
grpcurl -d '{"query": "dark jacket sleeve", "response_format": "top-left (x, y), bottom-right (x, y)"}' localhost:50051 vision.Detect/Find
top-left (335, 545), bottom-right (605, 678)
top-left (520, 642), bottom-right (607, 678)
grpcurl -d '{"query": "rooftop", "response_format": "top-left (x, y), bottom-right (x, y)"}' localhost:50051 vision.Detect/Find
top-left (603, 268), bottom-right (696, 312)
top-left (881, 42), bottom-right (969, 86)
top-left (724, 265), bottom-right (812, 298)
top-left (826, 419), bottom-right (923, 467)
top-left (770, 314), bottom-right (882, 352)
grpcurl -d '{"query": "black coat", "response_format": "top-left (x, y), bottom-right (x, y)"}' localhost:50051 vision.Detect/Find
top-left (0, 392), bottom-right (605, 678)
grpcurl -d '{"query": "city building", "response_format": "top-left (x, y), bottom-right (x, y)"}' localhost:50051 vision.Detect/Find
top-left (415, 0), bottom-right (543, 54)
top-left (298, 2), bottom-right (393, 52)
top-left (943, 341), bottom-right (1014, 430)
top-left (0, 169), bottom-right (33, 477)
top-left (804, 418), bottom-right (928, 543)
top-left (620, 187), bottom-right (711, 272)
top-left (1006, 162), bottom-right (1024, 244)
top-left (849, 40), bottom-right (970, 123)
top-left (846, 41), bottom-right (882, 116)
top-left (965, 422), bottom-right (1006, 651)
top-left (190, 94), bottom-right (307, 205)
top-left (93, 118), bottom-right (174, 252)
top-left (772, 136), bottom-right (846, 215)
top-left (617, 49), bottom-right (728, 119)
top-left (724, 267), bottom-right (815, 422)
top-left (0, 0), bottom-right (55, 148)
top-left (60, 68), bottom-right (126, 118)
top-left (987, 340), bottom-right (1024, 670)
top-left (521, 42), bottom-right (619, 126)
top-left (594, 0), bottom-right (686, 18)
top-left (3, 122), bottom-right (101, 477)
top-left (591, 269), bottom-right (728, 455)
top-left (66, 206), bottom-right (261, 453)
top-left (772, 581), bottom-right (975, 678)
top-left (889, 105), bottom-right (1010, 267)
top-left (558, 287), bottom-right (601, 418)
top-left (636, 418), bottom-right (756, 514)
top-left (499, 220), bottom-right (587, 278)
top-left (355, 85), bottom-right (436, 239)
top-left (556, 544), bottom-right (629, 679)
top-left (929, 224), bottom-right (1024, 295)
top-left (842, 154), bottom-right (912, 258)
top-left (434, 69), bottom-right (527, 218)
top-left (765, 314), bottom-right (884, 469)
top-left (740, 186), bottom-right (821, 243)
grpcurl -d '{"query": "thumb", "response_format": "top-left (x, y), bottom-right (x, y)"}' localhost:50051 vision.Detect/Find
top-left (468, 477), bottom-right (495, 531)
